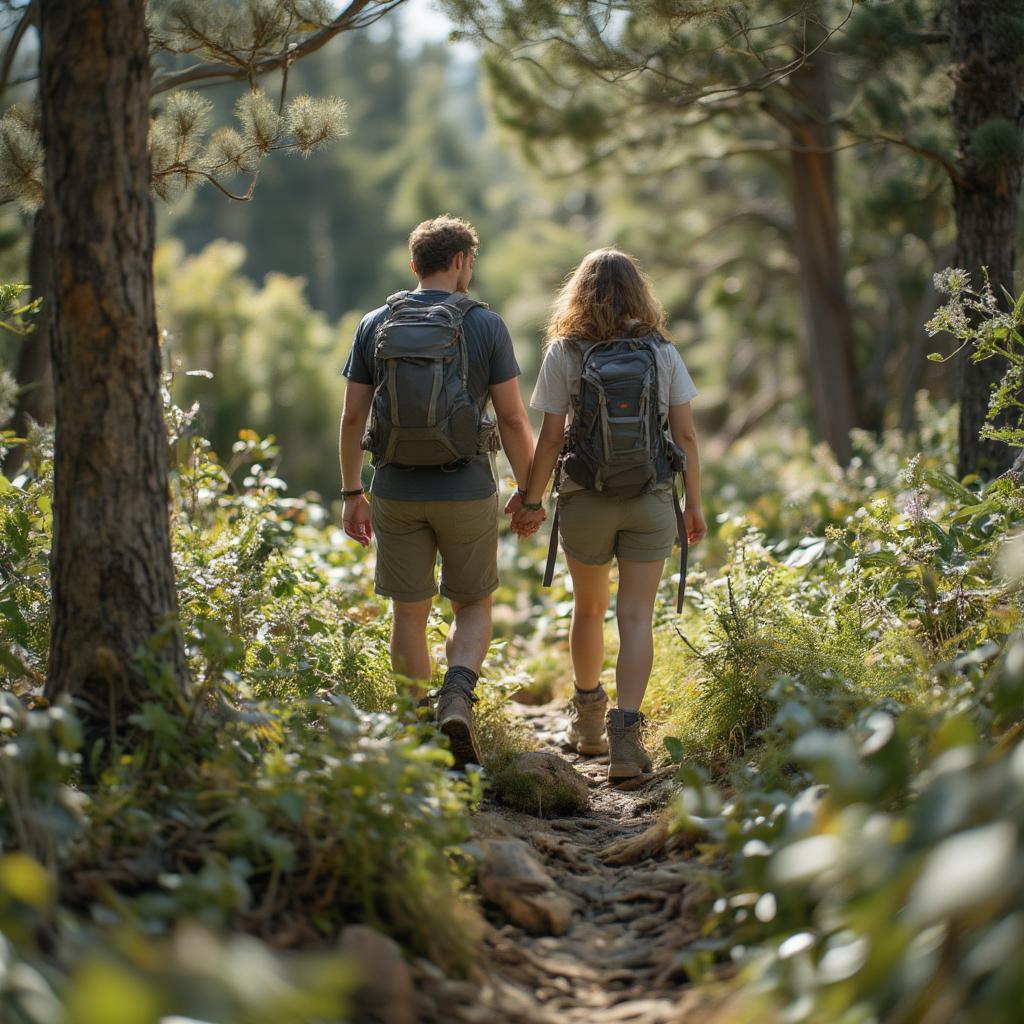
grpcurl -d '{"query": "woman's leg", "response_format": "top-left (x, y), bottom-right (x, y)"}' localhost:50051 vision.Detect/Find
top-left (565, 554), bottom-right (612, 691)
top-left (614, 558), bottom-right (666, 711)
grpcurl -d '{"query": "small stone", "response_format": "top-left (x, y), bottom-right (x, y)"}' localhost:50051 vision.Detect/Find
top-left (477, 838), bottom-right (574, 936)
top-left (490, 751), bottom-right (590, 817)
top-left (339, 925), bottom-right (415, 1024)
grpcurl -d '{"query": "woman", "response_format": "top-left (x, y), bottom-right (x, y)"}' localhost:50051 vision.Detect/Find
top-left (513, 249), bottom-right (706, 781)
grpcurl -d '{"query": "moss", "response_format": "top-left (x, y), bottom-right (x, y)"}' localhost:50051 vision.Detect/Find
top-left (487, 754), bottom-right (590, 817)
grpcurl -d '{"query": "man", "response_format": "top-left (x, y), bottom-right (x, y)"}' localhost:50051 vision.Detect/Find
top-left (339, 215), bottom-right (535, 768)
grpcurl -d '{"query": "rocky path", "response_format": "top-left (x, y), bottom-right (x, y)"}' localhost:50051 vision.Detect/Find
top-left (412, 700), bottom-right (731, 1024)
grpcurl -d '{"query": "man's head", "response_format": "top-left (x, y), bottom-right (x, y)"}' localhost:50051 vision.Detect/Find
top-left (409, 215), bottom-right (479, 292)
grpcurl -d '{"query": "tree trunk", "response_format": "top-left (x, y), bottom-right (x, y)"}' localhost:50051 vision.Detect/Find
top-left (3, 209), bottom-right (54, 478)
top-left (951, 0), bottom-right (1024, 479)
top-left (39, 0), bottom-right (186, 727)
top-left (784, 46), bottom-right (860, 466)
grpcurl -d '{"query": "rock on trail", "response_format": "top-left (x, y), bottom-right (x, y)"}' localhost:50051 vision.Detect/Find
top-left (412, 700), bottom-right (734, 1024)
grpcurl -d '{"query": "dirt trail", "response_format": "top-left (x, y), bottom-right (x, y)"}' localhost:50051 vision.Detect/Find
top-left (413, 700), bottom-right (730, 1024)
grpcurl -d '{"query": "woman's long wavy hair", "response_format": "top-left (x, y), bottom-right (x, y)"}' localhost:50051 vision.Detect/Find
top-left (545, 248), bottom-right (668, 347)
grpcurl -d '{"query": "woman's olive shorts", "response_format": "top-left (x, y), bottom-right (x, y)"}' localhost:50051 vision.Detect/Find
top-left (557, 487), bottom-right (677, 565)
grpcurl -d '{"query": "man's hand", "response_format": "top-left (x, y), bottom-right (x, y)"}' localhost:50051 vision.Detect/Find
top-left (512, 505), bottom-right (546, 539)
top-left (504, 489), bottom-right (525, 517)
top-left (343, 495), bottom-right (372, 547)
top-left (683, 506), bottom-right (707, 545)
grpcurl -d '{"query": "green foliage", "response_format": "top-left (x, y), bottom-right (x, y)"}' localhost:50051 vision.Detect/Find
top-left (928, 269), bottom-right (1024, 451)
top-left (0, 374), bottom-right (494, 1018)
top-left (641, 333), bottom-right (1024, 1020)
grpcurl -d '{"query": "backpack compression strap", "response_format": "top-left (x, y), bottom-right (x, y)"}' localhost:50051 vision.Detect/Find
top-left (673, 483), bottom-right (688, 613)
top-left (543, 504), bottom-right (560, 588)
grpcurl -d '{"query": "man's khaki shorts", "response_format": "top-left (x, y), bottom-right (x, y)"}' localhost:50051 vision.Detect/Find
top-left (557, 488), bottom-right (677, 565)
top-left (370, 494), bottom-right (500, 603)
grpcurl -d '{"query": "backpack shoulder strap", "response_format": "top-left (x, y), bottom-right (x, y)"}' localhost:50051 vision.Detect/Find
top-left (443, 292), bottom-right (489, 317)
top-left (385, 290), bottom-right (412, 308)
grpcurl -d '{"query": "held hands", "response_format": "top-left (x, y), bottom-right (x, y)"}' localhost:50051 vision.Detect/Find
top-left (343, 495), bottom-right (372, 547)
top-left (511, 504), bottom-right (546, 539)
top-left (504, 488), bottom-right (546, 539)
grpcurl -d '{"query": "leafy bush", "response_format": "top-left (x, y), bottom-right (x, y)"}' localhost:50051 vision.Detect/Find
top-left (650, 282), bottom-right (1024, 1022)
top-left (0, 377), bottom-right (490, 1023)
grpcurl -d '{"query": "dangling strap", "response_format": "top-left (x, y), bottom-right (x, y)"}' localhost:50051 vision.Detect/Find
top-left (543, 503), bottom-right (560, 588)
top-left (673, 482), bottom-right (688, 613)
top-left (542, 452), bottom-right (566, 588)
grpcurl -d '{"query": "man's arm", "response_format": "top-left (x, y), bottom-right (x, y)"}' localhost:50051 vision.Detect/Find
top-left (339, 380), bottom-right (373, 546)
top-left (489, 378), bottom-right (534, 493)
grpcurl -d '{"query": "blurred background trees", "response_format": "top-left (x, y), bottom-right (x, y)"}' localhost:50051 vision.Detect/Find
top-left (0, 0), bottom-right (1021, 498)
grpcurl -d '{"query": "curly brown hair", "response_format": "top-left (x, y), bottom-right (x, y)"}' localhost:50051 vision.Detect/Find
top-left (545, 248), bottom-right (668, 346)
top-left (408, 215), bottom-right (479, 278)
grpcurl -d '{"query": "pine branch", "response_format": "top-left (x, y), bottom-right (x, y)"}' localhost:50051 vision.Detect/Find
top-left (151, 0), bottom-right (406, 95)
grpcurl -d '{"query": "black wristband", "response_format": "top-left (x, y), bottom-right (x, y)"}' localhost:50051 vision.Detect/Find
top-left (341, 487), bottom-right (364, 498)
top-left (522, 500), bottom-right (543, 511)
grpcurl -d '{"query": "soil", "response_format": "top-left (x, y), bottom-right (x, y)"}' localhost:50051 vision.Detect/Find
top-left (412, 700), bottom-right (738, 1023)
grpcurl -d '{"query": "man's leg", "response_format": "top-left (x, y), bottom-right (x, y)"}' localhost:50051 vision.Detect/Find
top-left (430, 496), bottom-right (500, 768)
top-left (446, 595), bottom-right (493, 677)
top-left (391, 597), bottom-right (433, 686)
top-left (435, 595), bottom-right (492, 768)
top-left (370, 497), bottom-right (438, 700)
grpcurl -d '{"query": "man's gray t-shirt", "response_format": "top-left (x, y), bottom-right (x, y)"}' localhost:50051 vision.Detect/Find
top-left (343, 289), bottom-right (520, 501)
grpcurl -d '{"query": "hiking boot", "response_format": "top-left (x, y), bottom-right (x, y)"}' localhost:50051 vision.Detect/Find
top-left (564, 688), bottom-right (609, 756)
top-left (606, 710), bottom-right (653, 781)
top-left (436, 685), bottom-right (482, 769)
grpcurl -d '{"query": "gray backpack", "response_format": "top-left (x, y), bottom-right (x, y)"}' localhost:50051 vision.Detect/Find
top-left (543, 335), bottom-right (690, 612)
top-left (561, 336), bottom-right (682, 496)
top-left (362, 291), bottom-right (496, 468)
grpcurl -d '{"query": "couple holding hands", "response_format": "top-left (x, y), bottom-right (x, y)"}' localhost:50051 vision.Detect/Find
top-left (339, 215), bottom-right (705, 781)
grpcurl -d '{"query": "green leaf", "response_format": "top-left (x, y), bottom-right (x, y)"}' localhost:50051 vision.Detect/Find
top-left (858, 550), bottom-right (898, 567)
top-left (67, 957), bottom-right (164, 1024)
top-left (949, 497), bottom-right (997, 523)
top-left (0, 643), bottom-right (33, 678)
top-left (0, 853), bottom-right (54, 909)
top-left (924, 469), bottom-right (979, 505)
top-left (663, 735), bottom-right (686, 764)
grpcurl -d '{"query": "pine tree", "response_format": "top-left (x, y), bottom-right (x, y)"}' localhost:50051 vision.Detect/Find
top-left (948, 0), bottom-right (1024, 477)
top-left (17, 0), bottom-right (402, 749)
top-left (445, 1), bottom-right (957, 464)
top-left (0, 0), bottom-right (390, 474)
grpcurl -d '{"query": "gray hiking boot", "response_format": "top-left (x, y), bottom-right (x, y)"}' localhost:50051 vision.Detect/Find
top-left (436, 685), bottom-right (482, 769)
top-left (606, 710), bottom-right (653, 781)
top-left (564, 688), bottom-right (609, 756)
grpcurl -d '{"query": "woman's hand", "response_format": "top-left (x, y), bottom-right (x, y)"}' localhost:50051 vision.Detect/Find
top-left (683, 506), bottom-right (707, 545)
top-left (512, 505), bottom-right (546, 538)
top-left (343, 495), bottom-right (372, 547)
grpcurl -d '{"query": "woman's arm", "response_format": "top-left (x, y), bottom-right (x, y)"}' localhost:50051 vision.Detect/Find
top-left (513, 412), bottom-right (566, 536)
top-left (667, 402), bottom-right (707, 543)
top-left (524, 412), bottom-right (567, 505)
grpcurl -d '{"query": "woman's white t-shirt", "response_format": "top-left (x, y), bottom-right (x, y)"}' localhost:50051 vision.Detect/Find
top-left (529, 338), bottom-right (697, 493)
top-left (530, 338), bottom-right (697, 419)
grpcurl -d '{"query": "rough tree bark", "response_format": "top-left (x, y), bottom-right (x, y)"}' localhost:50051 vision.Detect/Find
top-left (40, 0), bottom-right (186, 723)
top-left (951, 0), bottom-right (1024, 478)
top-left (782, 44), bottom-right (860, 465)
top-left (3, 210), bottom-right (54, 477)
